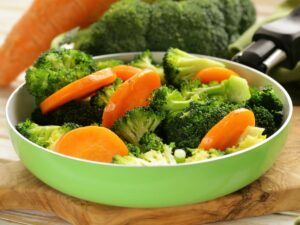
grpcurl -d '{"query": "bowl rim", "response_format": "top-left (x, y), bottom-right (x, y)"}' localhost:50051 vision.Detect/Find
top-left (6, 52), bottom-right (293, 168)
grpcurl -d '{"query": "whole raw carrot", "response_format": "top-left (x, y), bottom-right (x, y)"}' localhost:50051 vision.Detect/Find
top-left (0, 0), bottom-right (117, 87)
top-left (199, 108), bottom-right (255, 150)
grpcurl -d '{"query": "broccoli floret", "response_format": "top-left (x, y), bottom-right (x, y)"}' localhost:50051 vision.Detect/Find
top-left (73, 0), bottom-right (151, 55)
top-left (31, 100), bottom-right (102, 126)
top-left (129, 50), bottom-right (165, 83)
top-left (26, 48), bottom-right (96, 104)
top-left (163, 48), bottom-right (225, 87)
top-left (247, 86), bottom-right (283, 112)
top-left (113, 144), bottom-right (176, 166)
top-left (182, 76), bottom-right (251, 103)
top-left (16, 120), bottom-right (78, 150)
top-left (246, 86), bottom-right (283, 136)
top-left (226, 126), bottom-right (266, 153)
top-left (162, 100), bottom-right (242, 148)
top-left (53, 0), bottom-right (255, 58)
top-left (139, 132), bottom-right (164, 153)
top-left (126, 143), bottom-right (141, 157)
top-left (95, 59), bottom-right (124, 70)
top-left (113, 154), bottom-right (150, 166)
top-left (185, 148), bottom-right (225, 162)
top-left (250, 106), bottom-right (277, 136)
top-left (112, 107), bottom-right (165, 145)
top-left (150, 86), bottom-right (196, 114)
top-left (90, 78), bottom-right (122, 109)
top-left (148, 0), bottom-right (255, 58)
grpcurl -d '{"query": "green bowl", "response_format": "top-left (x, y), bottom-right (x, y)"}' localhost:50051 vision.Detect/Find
top-left (6, 53), bottom-right (293, 208)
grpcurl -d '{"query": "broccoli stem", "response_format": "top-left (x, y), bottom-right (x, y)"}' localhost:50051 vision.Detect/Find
top-left (185, 76), bottom-right (250, 103)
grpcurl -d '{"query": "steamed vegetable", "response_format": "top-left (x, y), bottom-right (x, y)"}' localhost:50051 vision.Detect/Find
top-left (40, 68), bottom-right (116, 113)
top-left (149, 86), bottom-right (195, 114)
top-left (113, 144), bottom-right (176, 166)
top-left (16, 120), bottom-right (79, 150)
top-left (112, 107), bottom-right (164, 145)
top-left (162, 100), bottom-right (243, 148)
top-left (246, 86), bottom-right (283, 136)
top-left (112, 65), bottom-right (142, 81)
top-left (199, 108), bottom-right (255, 150)
top-left (55, 126), bottom-right (128, 163)
top-left (55, 0), bottom-right (255, 59)
top-left (31, 100), bottom-right (103, 126)
top-left (139, 132), bottom-right (165, 153)
top-left (195, 67), bottom-right (238, 84)
top-left (163, 48), bottom-right (225, 87)
top-left (181, 75), bottom-right (251, 103)
top-left (26, 49), bottom-right (97, 104)
top-left (90, 78), bottom-right (123, 111)
top-left (102, 69), bottom-right (161, 128)
top-left (226, 126), bottom-right (266, 153)
top-left (17, 48), bottom-right (284, 165)
top-left (129, 50), bottom-right (165, 83)
top-left (0, 0), bottom-right (118, 87)
top-left (96, 59), bottom-right (123, 70)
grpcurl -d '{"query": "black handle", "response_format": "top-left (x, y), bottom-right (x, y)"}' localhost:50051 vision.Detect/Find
top-left (233, 6), bottom-right (300, 73)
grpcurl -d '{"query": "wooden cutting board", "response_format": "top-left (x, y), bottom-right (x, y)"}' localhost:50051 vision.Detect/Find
top-left (0, 107), bottom-right (299, 225)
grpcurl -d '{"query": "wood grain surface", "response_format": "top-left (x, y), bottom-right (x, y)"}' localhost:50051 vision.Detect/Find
top-left (0, 107), bottom-right (298, 225)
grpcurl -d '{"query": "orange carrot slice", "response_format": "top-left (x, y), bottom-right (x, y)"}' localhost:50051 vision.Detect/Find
top-left (199, 108), bottom-right (255, 150)
top-left (102, 69), bottom-right (161, 128)
top-left (40, 68), bottom-right (116, 114)
top-left (195, 67), bottom-right (238, 84)
top-left (55, 126), bottom-right (128, 163)
top-left (112, 65), bottom-right (142, 80)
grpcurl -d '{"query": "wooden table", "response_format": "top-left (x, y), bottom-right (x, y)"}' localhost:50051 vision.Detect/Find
top-left (0, 0), bottom-right (300, 224)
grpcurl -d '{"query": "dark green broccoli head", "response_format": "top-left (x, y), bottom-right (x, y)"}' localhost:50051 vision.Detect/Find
top-left (129, 50), bottom-right (165, 83)
top-left (26, 48), bottom-right (96, 104)
top-left (247, 86), bottom-right (283, 112)
top-left (95, 59), bottom-right (124, 70)
top-left (31, 100), bottom-right (102, 126)
top-left (163, 48), bottom-right (225, 87)
top-left (56, 0), bottom-right (255, 58)
top-left (74, 0), bottom-right (151, 55)
top-left (139, 132), bottom-right (164, 153)
top-left (246, 86), bottom-right (284, 136)
top-left (150, 86), bottom-right (192, 113)
top-left (16, 119), bottom-right (79, 149)
top-left (162, 100), bottom-right (242, 148)
top-left (90, 78), bottom-right (123, 109)
top-left (112, 107), bottom-right (165, 145)
top-left (250, 106), bottom-right (277, 137)
top-left (126, 143), bottom-right (141, 157)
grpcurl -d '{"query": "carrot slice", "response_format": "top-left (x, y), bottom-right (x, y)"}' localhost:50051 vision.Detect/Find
top-left (199, 108), bottom-right (255, 150)
top-left (112, 65), bottom-right (142, 80)
top-left (55, 126), bottom-right (128, 163)
top-left (0, 0), bottom-right (118, 87)
top-left (195, 67), bottom-right (238, 84)
top-left (102, 69), bottom-right (161, 128)
top-left (40, 68), bottom-right (116, 114)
